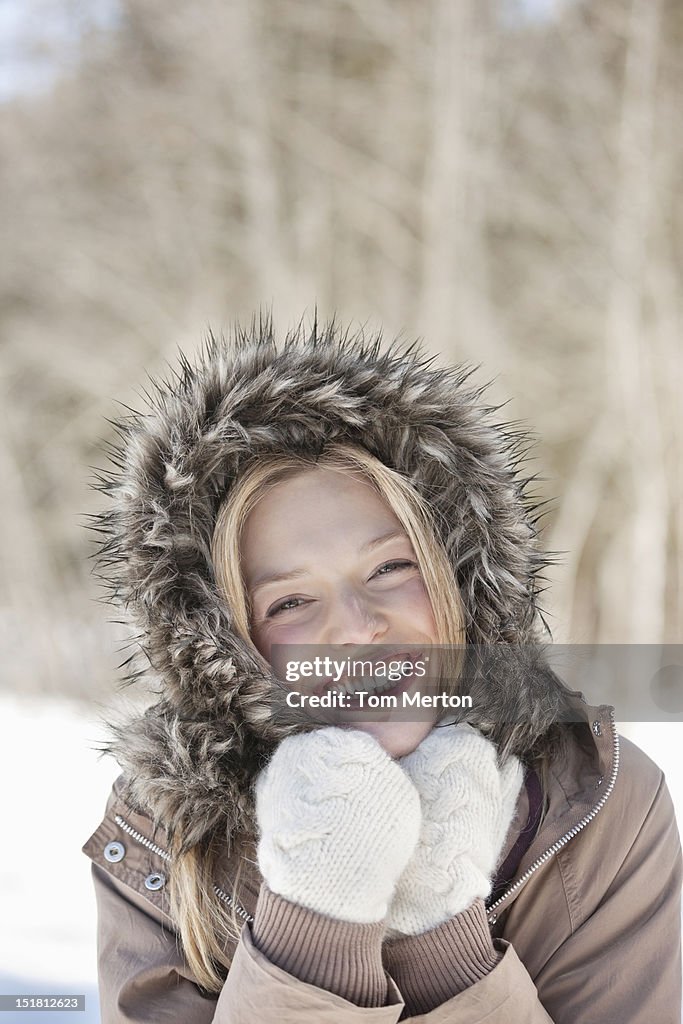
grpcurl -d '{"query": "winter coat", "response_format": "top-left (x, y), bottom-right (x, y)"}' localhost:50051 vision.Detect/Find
top-left (81, 319), bottom-right (682, 1021)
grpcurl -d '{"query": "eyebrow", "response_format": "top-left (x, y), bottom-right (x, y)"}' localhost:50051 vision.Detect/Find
top-left (248, 529), bottom-right (408, 593)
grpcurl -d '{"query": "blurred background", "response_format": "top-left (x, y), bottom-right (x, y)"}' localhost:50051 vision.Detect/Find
top-left (1, 0), bottom-right (681, 1018)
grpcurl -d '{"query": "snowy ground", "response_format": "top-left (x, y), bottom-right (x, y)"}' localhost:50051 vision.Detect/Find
top-left (0, 693), bottom-right (119, 1023)
top-left (0, 692), bottom-right (682, 1023)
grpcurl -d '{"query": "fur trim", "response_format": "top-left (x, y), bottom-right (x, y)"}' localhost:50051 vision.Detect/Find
top-left (87, 315), bottom-right (570, 851)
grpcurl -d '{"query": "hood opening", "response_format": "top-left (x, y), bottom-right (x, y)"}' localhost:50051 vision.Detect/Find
top-left (87, 315), bottom-right (572, 849)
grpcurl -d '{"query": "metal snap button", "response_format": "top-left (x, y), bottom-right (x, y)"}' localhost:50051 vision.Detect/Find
top-left (591, 721), bottom-right (602, 737)
top-left (104, 841), bottom-right (125, 863)
top-left (144, 872), bottom-right (166, 891)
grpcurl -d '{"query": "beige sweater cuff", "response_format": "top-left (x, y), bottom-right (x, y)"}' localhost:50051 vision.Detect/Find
top-left (382, 899), bottom-right (501, 1016)
top-left (251, 882), bottom-right (389, 1008)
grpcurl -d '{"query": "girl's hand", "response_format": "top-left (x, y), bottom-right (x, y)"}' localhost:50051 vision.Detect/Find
top-left (255, 726), bottom-right (422, 923)
top-left (385, 724), bottom-right (524, 936)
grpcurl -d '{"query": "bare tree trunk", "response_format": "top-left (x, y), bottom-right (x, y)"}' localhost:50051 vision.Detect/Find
top-left (546, 0), bottom-right (668, 644)
top-left (225, 0), bottom-right (293, 311)
top-left (598, 0), bottom-right (666, 643)
top-left (417, 0), bottom-right (502, 367)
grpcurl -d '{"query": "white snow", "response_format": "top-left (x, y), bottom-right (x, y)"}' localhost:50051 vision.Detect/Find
top-left (0, 693), bottom-right (120, 987)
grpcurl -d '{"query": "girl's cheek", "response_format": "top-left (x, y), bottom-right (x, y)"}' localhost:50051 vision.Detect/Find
top-left (259, 608), bottom-right (323, 650)
top-left (387, 575), bottom-right (432, 610)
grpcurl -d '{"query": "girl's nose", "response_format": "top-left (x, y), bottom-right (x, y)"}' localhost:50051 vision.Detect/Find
top-left (324, 588), bottom-right (389, 646)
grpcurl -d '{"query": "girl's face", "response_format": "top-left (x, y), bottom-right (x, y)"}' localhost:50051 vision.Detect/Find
top-left (241, 466), bottom-right (440, 757)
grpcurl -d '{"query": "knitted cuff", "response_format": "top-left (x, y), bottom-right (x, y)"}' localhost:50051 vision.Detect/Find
top-left (382, 899), bottom-right (501, 1016)
top-left (251, 883), bottom-right (388, 1008)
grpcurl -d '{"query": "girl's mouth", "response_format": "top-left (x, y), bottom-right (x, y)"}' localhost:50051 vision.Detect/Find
top-left (322, 650), bottom-right (423, 704)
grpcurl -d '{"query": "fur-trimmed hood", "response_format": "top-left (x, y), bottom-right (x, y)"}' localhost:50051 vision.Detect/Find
top-left (89, 316), bottom-right (571, 854)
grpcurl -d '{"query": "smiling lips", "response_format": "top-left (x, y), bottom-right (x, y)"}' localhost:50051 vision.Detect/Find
top-left (315, 649), bottom-right (423, 699)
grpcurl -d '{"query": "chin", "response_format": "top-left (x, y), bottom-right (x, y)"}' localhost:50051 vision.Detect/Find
top-left (353, 719), bottom-right (435, 759)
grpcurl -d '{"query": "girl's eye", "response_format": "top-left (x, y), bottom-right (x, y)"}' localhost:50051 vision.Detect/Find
top-left (267, 597), bottom-right (307, 618)
top-left (372, 560), bottom-right (416, 578)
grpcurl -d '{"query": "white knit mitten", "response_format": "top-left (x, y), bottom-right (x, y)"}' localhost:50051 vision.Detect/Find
top-left (255, 727), bottom-right (422, 923)
top-left (384, 724), bottom-right (524, 936)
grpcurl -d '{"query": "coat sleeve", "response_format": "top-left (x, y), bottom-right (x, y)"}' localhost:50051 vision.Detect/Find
top-left (91, 854), bottom-right (536, 1024)
top-left (90, 860), bottom-right (406, 1023)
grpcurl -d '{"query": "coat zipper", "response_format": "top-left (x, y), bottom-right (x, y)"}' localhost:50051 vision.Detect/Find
top-left (213, 884), bottom-right (255, 922)
top-left (485, 709), bottom-right (620, 924)
top-left (114, 815), bottom-right (172, 861)
top-left (113, 814), bottom-right (255, 923)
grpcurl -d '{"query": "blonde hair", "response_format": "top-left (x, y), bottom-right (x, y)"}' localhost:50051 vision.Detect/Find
top-left (169, 441), bottom-right (467, 991)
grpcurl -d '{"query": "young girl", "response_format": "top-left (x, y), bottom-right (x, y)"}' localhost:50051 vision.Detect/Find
top-left (83, 318), bottom-right (681, 1022)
